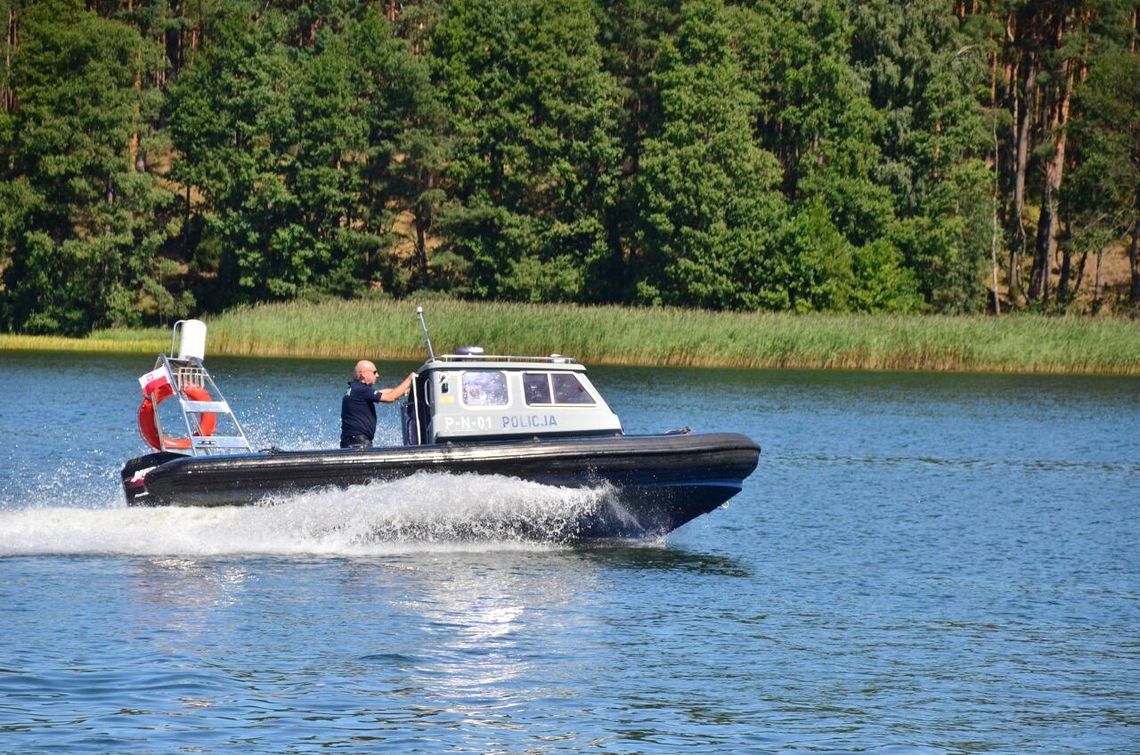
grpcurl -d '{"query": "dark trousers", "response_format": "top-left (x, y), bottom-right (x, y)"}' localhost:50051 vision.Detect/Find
top-left (340, 434), bottom-right (372, 449)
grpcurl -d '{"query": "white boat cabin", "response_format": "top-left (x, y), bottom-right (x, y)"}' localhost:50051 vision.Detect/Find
top-left (402, 348), bottom-right (623, 445)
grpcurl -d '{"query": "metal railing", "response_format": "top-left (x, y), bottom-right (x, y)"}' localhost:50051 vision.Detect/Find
top-left (148, 354), bottom-right (253, 456)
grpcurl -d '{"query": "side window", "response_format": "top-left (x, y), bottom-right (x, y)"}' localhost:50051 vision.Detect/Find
top-left (461, 371), bottom-right (508, 406)
top-left (523, 373), bottom-right (552, 405)
top-left (551, 373), bottom-right (595, 405)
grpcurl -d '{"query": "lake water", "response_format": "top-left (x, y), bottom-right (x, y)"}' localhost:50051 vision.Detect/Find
top-left (1, 350), bottom-right (1138, 752)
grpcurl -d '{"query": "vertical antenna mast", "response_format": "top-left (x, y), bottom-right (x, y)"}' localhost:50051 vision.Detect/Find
top-left (416, 307), bottom-right (436, 360)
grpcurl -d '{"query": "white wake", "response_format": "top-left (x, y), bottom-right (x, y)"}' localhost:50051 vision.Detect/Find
top-left (0, 473), bottom-right (620, 557)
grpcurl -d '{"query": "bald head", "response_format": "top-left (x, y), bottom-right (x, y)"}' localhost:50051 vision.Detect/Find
top-left (354, 360), bottom-right (379, 384)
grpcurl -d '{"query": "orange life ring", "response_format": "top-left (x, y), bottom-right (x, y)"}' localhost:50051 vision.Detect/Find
top-left (138, 383), bottom-right (217, 451)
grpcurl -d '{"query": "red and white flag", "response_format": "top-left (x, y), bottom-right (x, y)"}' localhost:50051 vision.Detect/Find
top-left (138, 367), bottom-right (170, 396)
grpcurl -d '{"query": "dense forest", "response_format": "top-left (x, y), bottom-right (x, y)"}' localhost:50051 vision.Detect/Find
top-left (0, 0), bottom-right (1137, 335)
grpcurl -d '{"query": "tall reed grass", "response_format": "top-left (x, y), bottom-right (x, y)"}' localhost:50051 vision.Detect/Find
top-left (3, 299), bottom-right (1139, 374)
top-left (0, 329), bottom-right (167, 354)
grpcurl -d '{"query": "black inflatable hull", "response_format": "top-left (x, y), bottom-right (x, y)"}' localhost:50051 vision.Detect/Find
top-left (121, 433), bottom-right (760, 537)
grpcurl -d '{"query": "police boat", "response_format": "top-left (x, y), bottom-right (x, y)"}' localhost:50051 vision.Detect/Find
top-left (121, 312), bottom-right (761, 538)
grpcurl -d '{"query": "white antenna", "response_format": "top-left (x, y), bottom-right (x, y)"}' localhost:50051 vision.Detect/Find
top-left (416, 307), bottom-right (436, 360)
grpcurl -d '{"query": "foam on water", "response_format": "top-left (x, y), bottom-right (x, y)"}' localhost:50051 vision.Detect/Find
top-left (0, 473), bottom-right (619, 557)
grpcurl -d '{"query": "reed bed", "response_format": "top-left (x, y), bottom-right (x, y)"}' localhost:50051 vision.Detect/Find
top-left (0, 330), bottom-right (167, 354)
top-left (3, 300), bottom-right (1139, 374)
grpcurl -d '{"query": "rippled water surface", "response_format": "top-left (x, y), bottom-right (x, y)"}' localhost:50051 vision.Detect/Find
top-left (1, 351), bottom-right (1138, 752)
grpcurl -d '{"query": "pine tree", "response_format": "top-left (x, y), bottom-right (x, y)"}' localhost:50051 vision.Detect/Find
top-left (1063, 37), bottom-right (1140, 311)
top-left (349, 9), bottom-right (443, 293)
top-left (166, 6), bottom-right (297, 305)
top-left (0, 0), bottom-right (175, 334)
top-left (632, 0), bottom-right (786, 310)
top-left (430, 0), bottom-right (621, 302)
top-left (846, 0), bottom-right (991, 312)
top-left (596, 0), bottom-right (682, 301)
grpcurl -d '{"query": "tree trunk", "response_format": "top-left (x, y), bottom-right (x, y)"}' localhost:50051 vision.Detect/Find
top-left (990, 100), bottom-right (1001, 315)
top-left (1029, 36), bottom-right (1074, 303)
top-left (183, 184), bottom-right (191, 260)
top-left (1072, 249), bottom-right (1088, 298)
top-left (1130, 216), bottom-right (1140, 314)
top-left (1093, 247), bottom-right (1104, 314)
top-left (1009, 49), bottom-right (1034, 303)
top-left (1057, 242), bottom-right (1072, 304)
top-left (413, 172), bottom-right (435, 285)
top-left (3, 7), bottom-right (14, 113)
top-left (414, 206), bottom-right (430, 284)
top-left (604, 203), bottom-right (627, 302)
top-left (1057, 219), bottom-right (1075, 305)
top-left (129, 59), bottom-right (142, 172)
top-left (166, 0), bottom-right (184, 80)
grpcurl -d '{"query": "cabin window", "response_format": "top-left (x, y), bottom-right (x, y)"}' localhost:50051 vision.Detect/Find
top-left (552, 373), bottom-right (594, 404)
top-left (461, 370), bottom-right (508, 407)
top-left (523, 373), bottom-right (552, 405)
top-left (523, 372), bottom-right (595, 406)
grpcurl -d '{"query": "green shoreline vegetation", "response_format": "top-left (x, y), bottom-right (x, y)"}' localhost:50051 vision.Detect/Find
top-left (2, 300), bottom-right (1138, 375)
top-left (3, 3), bottom-right (1139, 344)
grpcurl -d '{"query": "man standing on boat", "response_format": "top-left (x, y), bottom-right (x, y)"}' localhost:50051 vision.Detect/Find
top-left (340, 360), bottom-right (415, 449)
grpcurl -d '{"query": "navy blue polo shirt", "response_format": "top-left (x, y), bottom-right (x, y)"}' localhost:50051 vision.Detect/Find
top-left (340, 379), bottom-right (381, 441)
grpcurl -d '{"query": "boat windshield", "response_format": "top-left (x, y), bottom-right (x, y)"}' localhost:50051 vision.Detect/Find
top-left (461, 370), bottom-right (509, 407)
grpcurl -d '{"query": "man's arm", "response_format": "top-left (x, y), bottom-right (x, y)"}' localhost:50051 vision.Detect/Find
top-left (376, 372), bottom-right (415, 403)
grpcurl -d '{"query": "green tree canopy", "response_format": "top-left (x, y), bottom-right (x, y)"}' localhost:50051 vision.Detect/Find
top-left (429, 0), bottom-right (622, 302)
top-left (0, 0), bottom-right (174, 333)
top-left (2, 0), bottom-right (1138, 333)
top-left (632, 0), bottom-right (787, 310)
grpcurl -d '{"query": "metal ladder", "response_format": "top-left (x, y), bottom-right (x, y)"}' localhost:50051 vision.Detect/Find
top-left (152, 354), bottom-right (254, 455)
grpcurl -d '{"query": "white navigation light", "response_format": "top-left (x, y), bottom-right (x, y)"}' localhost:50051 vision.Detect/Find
top-left (178, 319), bottom-right (208, 361)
